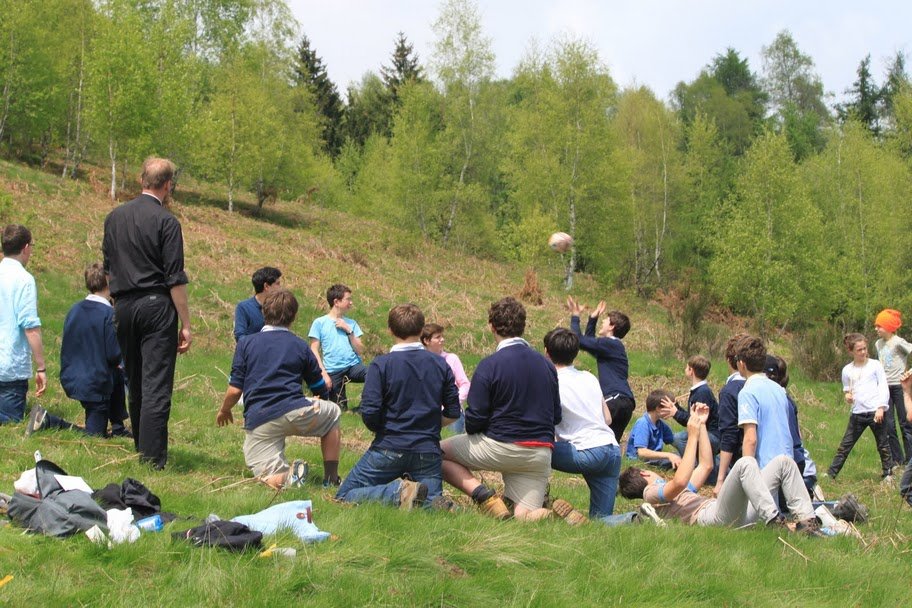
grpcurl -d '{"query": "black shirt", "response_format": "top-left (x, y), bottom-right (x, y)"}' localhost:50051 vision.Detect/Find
top-left (103, 194), bottom-right (188, 297)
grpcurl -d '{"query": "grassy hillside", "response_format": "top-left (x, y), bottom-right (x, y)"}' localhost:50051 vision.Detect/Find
top-left (0, 160), bottom-right (908, 607)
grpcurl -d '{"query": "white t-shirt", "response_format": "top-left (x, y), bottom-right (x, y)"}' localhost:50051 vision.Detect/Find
top-left (555, 366), bottom-right (618, 450)
top-left (842, 358), bottom-right (890, 415)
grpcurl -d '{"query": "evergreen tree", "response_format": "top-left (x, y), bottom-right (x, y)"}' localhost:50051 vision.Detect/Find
top-left (294, 34), bottom-right (344, 157)
top-left (381, 32), bottom-right (424, 102)
top-left (881, 51), bottom-right (909, 126)
top-left (838, 55), bottom-right (881, 135)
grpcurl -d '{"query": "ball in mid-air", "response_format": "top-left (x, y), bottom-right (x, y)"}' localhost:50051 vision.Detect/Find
top-left (548, 231), bottom-right (573, 253)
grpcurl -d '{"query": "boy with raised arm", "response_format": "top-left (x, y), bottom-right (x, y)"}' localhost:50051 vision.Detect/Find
top-left (309, 283), bottom-right (366, 410)
top-left (567, 296), bottom-right (635, 440)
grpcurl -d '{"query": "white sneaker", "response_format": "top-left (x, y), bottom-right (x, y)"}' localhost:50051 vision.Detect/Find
top-left (811, 483), bottom-right (826, 502)
top-left (882, 474), bottom-right (894, 486)
top-left (638, 503), bottom-right (667, 528)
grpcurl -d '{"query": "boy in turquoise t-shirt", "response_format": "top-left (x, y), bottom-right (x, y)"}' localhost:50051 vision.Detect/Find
top-left (308, 283), bottom-right (367, 410)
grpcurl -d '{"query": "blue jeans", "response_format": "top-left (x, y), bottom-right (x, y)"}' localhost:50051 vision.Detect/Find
top-left (336, 448), bottom-right (442, 506)
top-left (447, 411), bottom-right (465, 434)
top-left (0, 379), bottom-right (28, 423)
top-left (551, 442), bottom-right (621, 518)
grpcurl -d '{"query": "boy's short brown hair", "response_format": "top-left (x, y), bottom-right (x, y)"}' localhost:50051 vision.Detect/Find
top-left (619, 467), bottom-right (648, 499)
top-left (262, 288), bottom-right (298, 327)
top-left (420, 322), bottom-right (445, 345)
top-left (645, 389), bottom-right (674, 412)
top-left (84, 263), bottom-right (108, 294)
top-left (725, 333), bottom-right (749, 369)
top-left (608, 310), bottom-right (631, 339)
top-left (389, 304), bottom-right (425, 339)
top-left (488, 297), bottom-right (526, 338)
top-left (735, 336), bottom-right (766, 373)
top-left (687, 355), bottom-right (711, 380)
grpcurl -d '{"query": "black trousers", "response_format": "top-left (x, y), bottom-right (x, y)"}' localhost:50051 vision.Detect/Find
top-left (885, 384), bottom-right (912, 465)
top-left (607, 395), bottom-right (636, 443)
top-left (114, 292), bottom-right (177, 469)
top-left (827, 411), bottom-right (892, 478)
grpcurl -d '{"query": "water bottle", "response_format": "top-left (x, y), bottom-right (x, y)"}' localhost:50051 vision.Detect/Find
top-left (136, 514), bottom-right (164, 532)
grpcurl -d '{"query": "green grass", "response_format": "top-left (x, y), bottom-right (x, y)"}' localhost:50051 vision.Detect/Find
top-left (1, 160), bottom-right (910, 607)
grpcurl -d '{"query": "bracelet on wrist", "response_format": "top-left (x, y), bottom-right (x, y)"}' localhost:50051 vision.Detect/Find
top-left (36, 368), bottom-right (46, 373)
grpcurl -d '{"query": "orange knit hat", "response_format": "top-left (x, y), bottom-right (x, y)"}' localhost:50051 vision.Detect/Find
top-left (875, 309), bottom-right (902, 333)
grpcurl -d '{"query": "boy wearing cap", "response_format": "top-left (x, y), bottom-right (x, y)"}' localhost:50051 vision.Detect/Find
top-left (874, 309), bottom-right (912, 467)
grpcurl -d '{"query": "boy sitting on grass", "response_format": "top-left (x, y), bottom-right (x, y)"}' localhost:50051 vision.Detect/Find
top-left (619, 403), bottom-right (823, 535)
top-left (336, 304), bottom-right (461, 510)
top-left (217, 289), bottom-right (342, 489)
top-left (626, 389), bottom-right (680, 469)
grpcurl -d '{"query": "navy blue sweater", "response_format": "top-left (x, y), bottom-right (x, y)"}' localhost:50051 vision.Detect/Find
top-left (717, 376), bottom-right (746, 455)
top-left (230, 329), bottom-right (328, 430)
top-left (234, 296), bottom-right (264, 342)
top-left (59, 299), bottom-right (121, 402)
top-left (570, 315), bottom-right (633, 399)
top-left (673, 383), bottom-right (720, 435)
top-left (465, 342), bottom-right (561, 443)
top-left (360, 347), bottom-right (461, 454)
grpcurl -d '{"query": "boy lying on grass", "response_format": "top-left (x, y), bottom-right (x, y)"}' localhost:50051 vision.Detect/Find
top-left (619, 402), bottom-right (824, 536)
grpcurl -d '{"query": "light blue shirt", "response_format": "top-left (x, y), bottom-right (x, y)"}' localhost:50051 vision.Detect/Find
top-left (0, 257), bottom-right (41, 382)
top-left (737, 374), bottom-right (793, 467)
top-left (307, 315), bottom-right (363, 373)
top-left (626, 414), bottom-right (674, 459)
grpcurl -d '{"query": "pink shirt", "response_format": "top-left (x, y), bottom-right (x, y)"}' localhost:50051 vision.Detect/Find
top-left (442, 351), bottom-right (471, 404)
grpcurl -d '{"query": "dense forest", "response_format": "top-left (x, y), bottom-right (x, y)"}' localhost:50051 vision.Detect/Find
top-left (2, 0), bottom-right (911, 369)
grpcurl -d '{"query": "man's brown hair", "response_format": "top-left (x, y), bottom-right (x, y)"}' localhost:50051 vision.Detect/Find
top-left (388, 304), bottom-right (424, 339)
top-left (84, 263), bottom-right (108, 293)
top-left (488, 297), bottom-right (526, 338)
top-left (141, 157), bottom-right (176, 190)
top-left (420, 322), bottom-right (445, 345)
top-left (619, 467), bottom-right (648, 499)
top-left (646, 389), bottom-right (674, 412)
top-left (725, 333), bottom-right (750, 369)
top-left (262, 288), bottom-right (298, 327)
top-left (1, 224), bottom-right (31, 256)
top-left (687, 355), bottom-right (711, 380)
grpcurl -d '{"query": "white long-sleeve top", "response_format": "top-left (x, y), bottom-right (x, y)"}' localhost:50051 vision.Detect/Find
top-left (842, 358), bottom-right (890, 415)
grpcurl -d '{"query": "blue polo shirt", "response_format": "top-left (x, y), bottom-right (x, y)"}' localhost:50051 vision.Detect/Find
top-left (737, 374), bottom-right (793, 468)
top-left (234, 296), bottom-right (264, 342)
top-left (626, 414), bottom-right (675, 459)
top-left (0, 257), bottom-right (41, 382)
top-left (308, 315), bottom-right (363, 372)
top-left (230, 327), bottom-right (328, 430)
top-left (360, 343), bottom-right (461, 454)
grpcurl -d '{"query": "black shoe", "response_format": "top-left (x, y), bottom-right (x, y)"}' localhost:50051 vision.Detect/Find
top-left (831, 493), bottom-right (868, 523)
top-left (766, 512), bottom-right (788, 528)
top-left (795, 518), bottom-right (827, 538)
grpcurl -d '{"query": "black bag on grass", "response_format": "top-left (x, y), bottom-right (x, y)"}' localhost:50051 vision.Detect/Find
top-left (172, 520), bottom-right (262, 551)
top-left (93, 477), bottom-right (175, 521)
top-left (7, 459), bottom-right (107, 537)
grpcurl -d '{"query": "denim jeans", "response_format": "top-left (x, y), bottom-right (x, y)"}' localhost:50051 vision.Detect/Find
top-left (886, 384), bottom-right (912, 464)
top-left (328, 363), bottom-right (368, 410)
top-left (447, 411), bottom-right (465, 434)
top-left (336, 448), bottom-right (442, 506)
top-left (901, 458), bottom-right (912, 507)
top-left (551, 442), bottom-right (621, 518)
top-left (0, 379), bottom-right (28, 423)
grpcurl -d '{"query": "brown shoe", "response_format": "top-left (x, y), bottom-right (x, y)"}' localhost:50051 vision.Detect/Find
top-left (551, 498), bottom-right (588, 526)
top-left (398, 479), bottom-right (429, 511)
top-left (479, 495), bottom-right (511, 520)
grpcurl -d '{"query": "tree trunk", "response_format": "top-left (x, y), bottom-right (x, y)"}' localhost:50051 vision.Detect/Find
top-left (109, 138), bottom-right (117, 201)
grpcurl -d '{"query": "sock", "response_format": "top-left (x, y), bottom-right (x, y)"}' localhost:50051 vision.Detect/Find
top-left (323, 460), bottom-right (339, 482)
top-left (471, 485), bottom-right (494, 504)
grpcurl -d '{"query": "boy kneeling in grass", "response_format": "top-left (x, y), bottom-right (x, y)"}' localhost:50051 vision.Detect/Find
top-left (336, 304), bottom-right (461, 509)
top-left (619, 402), bottom-right (824, 536)
top-left (217, 289), bottom-right (342, 490)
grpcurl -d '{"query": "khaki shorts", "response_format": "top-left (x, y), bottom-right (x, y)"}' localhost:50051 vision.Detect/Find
top-left (443, 433), bottom-right (551, 510)
top-left (243, 399), bottom-right (341, 479)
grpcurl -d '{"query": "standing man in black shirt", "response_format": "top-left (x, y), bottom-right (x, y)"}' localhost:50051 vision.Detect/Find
top-left (103, 157), bottom-right (191, 469)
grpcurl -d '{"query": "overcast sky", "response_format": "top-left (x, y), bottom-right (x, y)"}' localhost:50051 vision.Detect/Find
top-left (287, 0), bottom-right (910, 105)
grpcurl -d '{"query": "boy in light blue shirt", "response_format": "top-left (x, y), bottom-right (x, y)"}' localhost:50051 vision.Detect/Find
top-left (626, 389), bottom-right (679, 469)
top-left (308, 283), bottom-right (367, 410)
top-left (735, 336), bottom-right (794, 468)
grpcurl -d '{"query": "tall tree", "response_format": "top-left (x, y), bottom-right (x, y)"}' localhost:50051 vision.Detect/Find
top-left (343, 72), bottom-right (393, 145)
top-left (381, 32), bottom-right (424, 102)
top-left (294, 34), bottom-right (344, 157)
top-left (838, 55), bottom-right (881, 135)
top-left (504, 38), bottom-right (619, 288)
top-left (760, 30), bottom-right (829, 159)
top-left (881, 51), bottom-right (910, 129)
top-left (431, 0), bottom-right (498, 247)
top-left (710, 131), bottom-right (830, 336)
